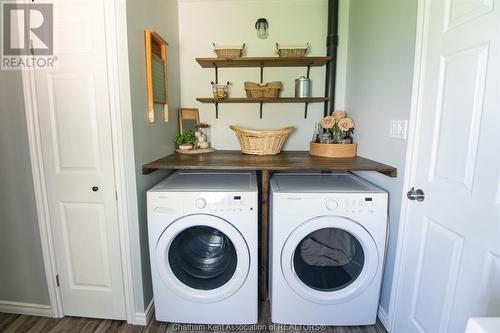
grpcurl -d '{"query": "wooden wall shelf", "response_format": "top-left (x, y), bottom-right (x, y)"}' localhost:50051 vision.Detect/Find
top-left (196, 97), bottom-right (329, 104)
top-left (196, 56), bottom-right (332, 68)
top-left (196, 56), bottom-right (332, 119)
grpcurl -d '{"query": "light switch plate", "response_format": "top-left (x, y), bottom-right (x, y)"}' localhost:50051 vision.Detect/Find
top-left (390, 120), bottom-right (408, 139)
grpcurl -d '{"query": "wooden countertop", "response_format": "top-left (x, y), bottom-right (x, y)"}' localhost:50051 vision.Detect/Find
top-left (142, 151), bottom-right (397, 177)
top-left (142, 150), bottom-right (396, 301)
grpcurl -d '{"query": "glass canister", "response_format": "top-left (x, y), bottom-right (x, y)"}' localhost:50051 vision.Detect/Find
top-left (211, 82), bottom-right (230, 100)
top-left (195, 123), bottom-right (211, 149)
top-left (295, 76), bottom-right (311, 98)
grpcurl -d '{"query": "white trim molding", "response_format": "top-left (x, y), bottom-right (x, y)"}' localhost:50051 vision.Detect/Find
top-left (0, 301), bottom-right (52, 317)
top-left (103, 0), bottom-right (143, 324)
top-left (21, 50), bottom-right (64, 320)
top-left (378, 305), bottom-right (389, 331)
top-left (133, 299), bottom-right (154, 326)
top-left (386, 0), bottom-right (428, 331)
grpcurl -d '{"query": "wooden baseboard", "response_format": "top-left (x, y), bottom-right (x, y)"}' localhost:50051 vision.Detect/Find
top-left (0, 300), bottom-right (52, 317)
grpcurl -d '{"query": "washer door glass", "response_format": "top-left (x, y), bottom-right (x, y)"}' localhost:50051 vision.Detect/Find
top-left (281, 216), bottom-right (379, 304)
top-left (155, 214), bottom-right (250, 303)
top-left (293, 228), bottom-right (364, 292)
top-left (168, 225), bottom-right (237, 290)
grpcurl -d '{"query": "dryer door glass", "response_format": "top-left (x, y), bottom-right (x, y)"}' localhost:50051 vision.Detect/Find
top-left (293, 228), bottom-right (364, 291)
top-left (168, 226), bottom-right (237, 290)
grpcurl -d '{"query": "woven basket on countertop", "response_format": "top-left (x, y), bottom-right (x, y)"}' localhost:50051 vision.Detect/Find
top-left (230, 125), bottom-right (294, 155)
top-left (244, 81), bottom-right (282, 98)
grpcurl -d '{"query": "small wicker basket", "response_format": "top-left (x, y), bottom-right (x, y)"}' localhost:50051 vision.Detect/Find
top-left (276, 43), bottom-right (310, 57)
top-left (213, 43), bottom-right (246, 58)
top-left (230, 125), bottom-right (294, 155)
top-left (244, 81), bottom-right (282, 98)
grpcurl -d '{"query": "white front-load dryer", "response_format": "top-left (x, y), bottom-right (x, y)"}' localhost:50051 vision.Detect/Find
top-left (147, 171), bottom-right (258, 324)
top-left (269, 172), bottom-right (388, 326)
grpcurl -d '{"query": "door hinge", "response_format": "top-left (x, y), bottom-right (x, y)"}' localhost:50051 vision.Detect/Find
top-left (56, 274), bottom-right (60, 287)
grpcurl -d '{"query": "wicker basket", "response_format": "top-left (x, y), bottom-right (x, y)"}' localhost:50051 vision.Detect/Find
top-left (230, 125), bottom-right (294, 155)
top-left (213, 43), bottom-right (245, 58)
top-left (276, 43), bottom-right (310, 57)
top-left (244, 81), bottom-right (282, 98)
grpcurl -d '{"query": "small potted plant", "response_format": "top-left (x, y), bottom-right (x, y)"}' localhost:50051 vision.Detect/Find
top-left (175, 130), bottom-right (196, 151)
top-left (309, 110), bottom-right (357, 158)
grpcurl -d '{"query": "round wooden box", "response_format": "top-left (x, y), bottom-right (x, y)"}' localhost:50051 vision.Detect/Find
top-left (309, 142), bottom-right (357, 158)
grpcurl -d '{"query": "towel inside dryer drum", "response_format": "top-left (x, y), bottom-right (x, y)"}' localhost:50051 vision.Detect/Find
top-left (300, 228), bottom-right (356, 267)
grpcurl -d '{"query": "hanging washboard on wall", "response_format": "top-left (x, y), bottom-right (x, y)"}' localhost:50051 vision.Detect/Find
top-left (145, 29), bottom-right (168, 123)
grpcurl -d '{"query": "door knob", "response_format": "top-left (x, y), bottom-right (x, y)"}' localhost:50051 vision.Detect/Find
top-left (407, 187), bottom-right (424, 202)
top-left (92, 186), bottom-right (99, 192)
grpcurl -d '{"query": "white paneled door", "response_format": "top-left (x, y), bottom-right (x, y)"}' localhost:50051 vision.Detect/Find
top-left (34, 0), bottom-right (126, 319)
top-left (395, 0), bottom-right (500, 332)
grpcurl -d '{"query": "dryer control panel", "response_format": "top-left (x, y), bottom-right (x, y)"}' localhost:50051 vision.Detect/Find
top-left (341, 197), bottom-right (379, 214)
top-left (275, 193), bottom-right (384, 216)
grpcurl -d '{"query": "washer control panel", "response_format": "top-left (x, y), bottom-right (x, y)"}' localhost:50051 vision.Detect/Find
top-left (195, 198), bottom-right (207, 209)
top-left (192, 194), bottom-right (255, 213)
top-left (325, 199), bottom-right (338, 210)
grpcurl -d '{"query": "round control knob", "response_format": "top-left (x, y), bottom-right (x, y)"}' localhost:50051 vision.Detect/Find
top-left (195, 198), bottom-right (207, 209)
top-left (325, 199), bottom-right (338, 210)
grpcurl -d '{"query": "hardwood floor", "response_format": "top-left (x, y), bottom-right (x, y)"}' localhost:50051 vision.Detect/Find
top-left (0, 303), bottom-right (387, 333)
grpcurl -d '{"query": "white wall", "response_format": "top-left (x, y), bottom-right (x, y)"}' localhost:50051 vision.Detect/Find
top-left (345, 0), bottom-right (418, 317)
top-left (125, 0), bottom-right (182, 311)
top-left (178, 0), bottom-right (349, 150)
top-left (0, 71), bottom-right (50, 306)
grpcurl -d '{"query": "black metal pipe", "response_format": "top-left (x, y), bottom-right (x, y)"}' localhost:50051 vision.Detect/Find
top-left (324, 0), bottom-right (339, 116)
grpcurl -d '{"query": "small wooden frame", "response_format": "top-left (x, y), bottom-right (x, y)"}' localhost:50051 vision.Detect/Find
top-left (178, 108), bottom-right (200, 133)
top-left (145, 29), bottom-right (168, 123)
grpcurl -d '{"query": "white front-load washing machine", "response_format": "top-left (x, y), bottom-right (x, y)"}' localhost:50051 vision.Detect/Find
top-left (147, 171), bottom-right (258, 324)
top-left (269, 172), bottom-right (388, 326)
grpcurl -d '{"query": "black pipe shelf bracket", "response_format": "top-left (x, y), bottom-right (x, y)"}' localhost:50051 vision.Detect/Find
top-left (260, 65), bottom-right (264, 118)
top-left (214, 64), bottom-right (219, 118)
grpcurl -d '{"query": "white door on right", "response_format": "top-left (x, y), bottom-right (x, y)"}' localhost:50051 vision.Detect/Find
top-left (394, 0), bottom-right (500, 332)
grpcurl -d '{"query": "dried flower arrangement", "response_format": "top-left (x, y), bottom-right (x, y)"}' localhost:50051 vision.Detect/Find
top-left (309, 109), bottom-right (357, 158)
top-left (319, 110), bottom-right (355, 144)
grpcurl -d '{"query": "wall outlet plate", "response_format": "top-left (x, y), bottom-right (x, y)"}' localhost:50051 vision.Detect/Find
top-left (390, 120), bottom-right (408, 139)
